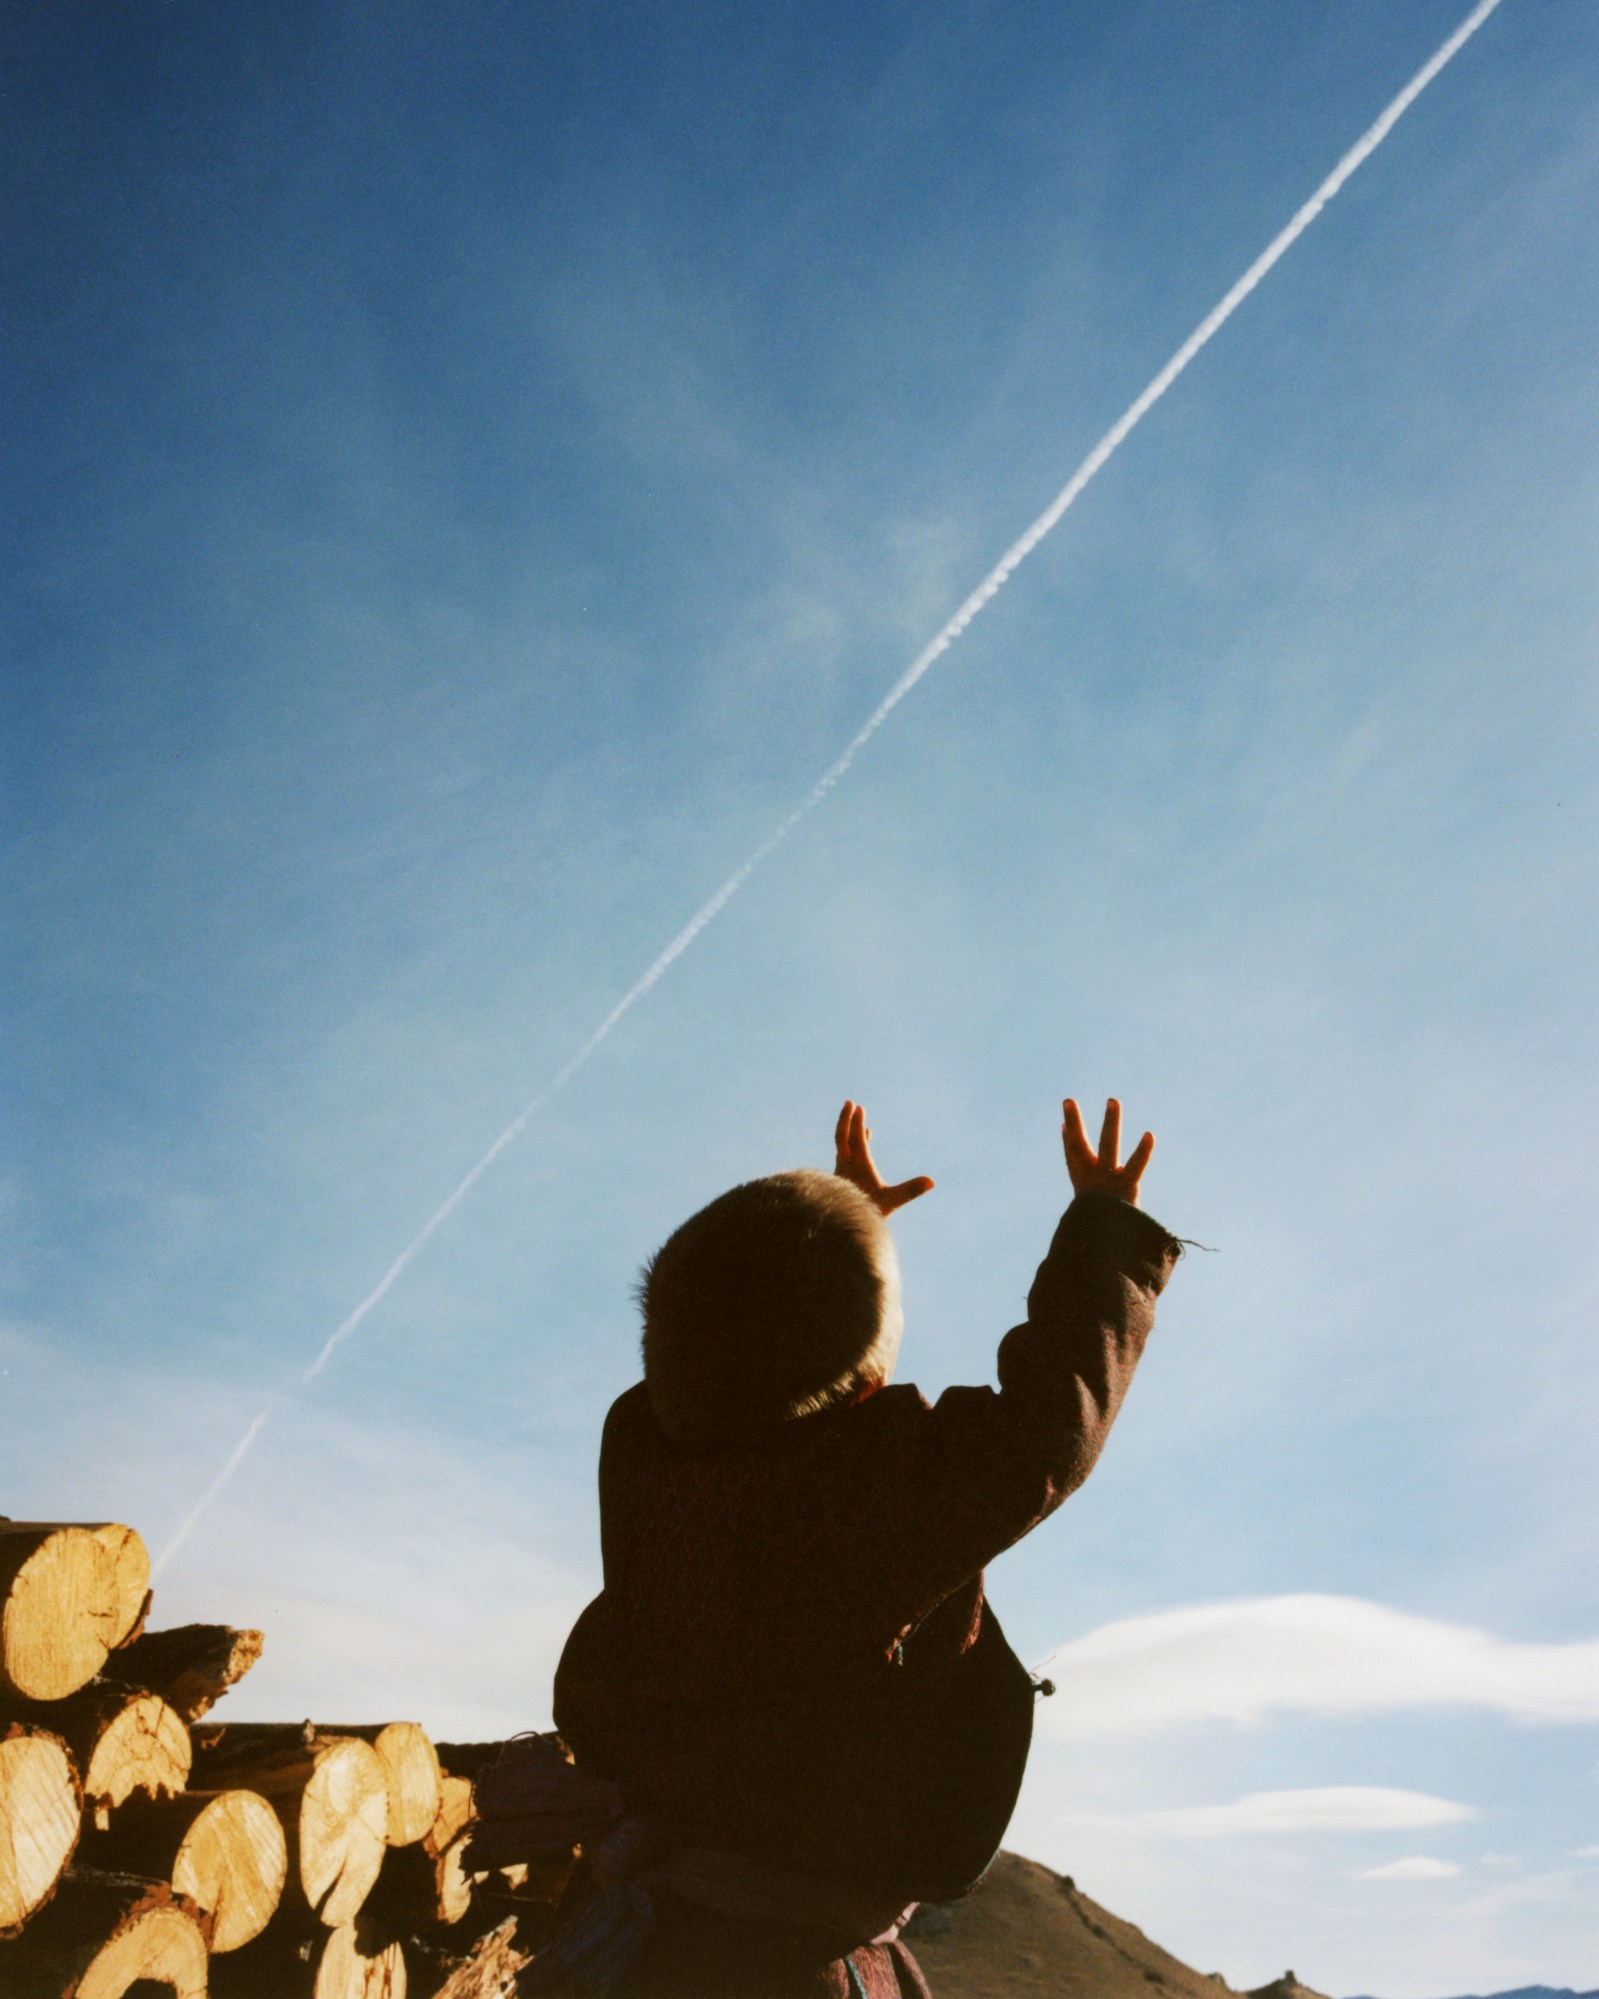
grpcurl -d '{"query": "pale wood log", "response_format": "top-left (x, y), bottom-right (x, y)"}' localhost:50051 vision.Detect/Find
top-left (0, 1722), bottom-right (81, 1935)
top-left (82, 1787), bottom-right (287, 1950)
top-left (321, 1721), bottom-right (441, 1847)
top-left (411, 1774), bottom-right (478, 1928)
top-left (429, 1747), bottom-right (574, 1918)
top-left (364, 1831), bottom-right (473, 1939)
top-left (315, 1920), bottom-right (408, 1998)
top-left (360, 1741), bottom-right (566, 1952)
top-left (0, 1874), bottom-right (209, 1997)
top-left (190, 1721), bottom-right (388, 1925)
top-left (210, 1913), bottom-right (407, 1999)
top-left (430, 1773), bottom-right (473, 1854)
top-left (2, 1683), bottom-right (190, 1829)
top-left (434, 1834), bottom-right (474, 1928)
top-left (0, 1524), bottom-right (121, 1701)
top-left (113, 1621), bottom-right (264, 1720)
top-left (87, 1526), bottom-right (150, 1652)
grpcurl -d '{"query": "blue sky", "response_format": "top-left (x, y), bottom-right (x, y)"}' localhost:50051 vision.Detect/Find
top-left (4, 2), bottom-right (1597, 1990)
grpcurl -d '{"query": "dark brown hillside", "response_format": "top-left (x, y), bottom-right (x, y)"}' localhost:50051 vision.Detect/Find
top-left (906, 1851), bottom-right (1332, 1999)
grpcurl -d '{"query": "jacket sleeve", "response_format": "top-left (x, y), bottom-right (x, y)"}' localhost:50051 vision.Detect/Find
top-left (876, 1191), bottom-right (1182, 1632)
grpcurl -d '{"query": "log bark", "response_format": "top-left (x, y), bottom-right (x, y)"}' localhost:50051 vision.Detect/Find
top-left (112, 1621), bottom-right (264, 1721)
top-left (432, 1742), bottom-right (508, 1785)
top-left (321, 1721), bottom-right (441, 1847)
top-left (190, 1722), bottom-right (388, 1925)
top-left (81, 1787), bottom-right (286, 1951)
top-left (2, 1683), bottom-right (190, 1829)
top-left (0, 1873), bottom-right (210, 1997)
top-left (0, 1524), bottom-right (123, 1701)
top-left (0, 1722), bottom-right (81, 1935)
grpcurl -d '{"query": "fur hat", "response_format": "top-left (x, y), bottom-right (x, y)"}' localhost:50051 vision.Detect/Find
top-left (639, 1169), bottom-right (902, 1448)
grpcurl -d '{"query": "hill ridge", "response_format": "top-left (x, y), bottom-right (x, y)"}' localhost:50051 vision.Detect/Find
top-left (903, 1850), bottom-right (1335, 1999)
top-left (1344, 1989), bottom-right (1599, 1999)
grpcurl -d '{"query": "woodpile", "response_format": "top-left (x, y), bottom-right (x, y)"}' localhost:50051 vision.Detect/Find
top-left (0, 1516), bottom-right (567, 1996)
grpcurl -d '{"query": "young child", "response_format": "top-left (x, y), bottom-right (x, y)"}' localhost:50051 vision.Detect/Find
top-left (473, 1096), bottom-right (1181, 1999)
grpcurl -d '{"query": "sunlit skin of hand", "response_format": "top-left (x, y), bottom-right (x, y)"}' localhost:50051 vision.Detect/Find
top-left (834, 1095), bottom-right (1155, 1213)
top-left (833, 1100), bottom-right (936, 1216)
top-left (1060, 1097), bottom-right (1155, 1206)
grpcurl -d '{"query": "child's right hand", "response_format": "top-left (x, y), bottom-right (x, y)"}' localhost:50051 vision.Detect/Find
top-left (1062, 1098), bottom-right (1155, 1206)
top-left (834, 1100), bottom-right (935, 1217)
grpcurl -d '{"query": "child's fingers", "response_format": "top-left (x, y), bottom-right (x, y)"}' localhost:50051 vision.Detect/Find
top-left (1098, 1098), bottom-right (1122, 1166)
top-left (1125, 1130), bottom-right (1156, 1180)
top-left (881, 1175), bottom-right (935, 1212)
top-left (1062, 1098), bottom-right (1091, 1168)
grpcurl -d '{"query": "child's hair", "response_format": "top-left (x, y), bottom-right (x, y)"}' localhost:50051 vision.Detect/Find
top-left (639, 1168), bottom-right (903, 1447)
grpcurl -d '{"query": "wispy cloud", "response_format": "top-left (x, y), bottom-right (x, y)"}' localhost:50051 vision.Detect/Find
top-left (1064, 1786), bottom-right (1474, 1839)
top-left (1, 1327), bottom-right (593, 1737)
top-left (1038, 1595), bottom-right (1599, 1739)
top-left (1356, 1856), bottom-right (1462, 1881)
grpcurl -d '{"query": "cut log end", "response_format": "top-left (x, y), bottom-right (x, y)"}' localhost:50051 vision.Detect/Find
top-left (428, 1773), bottom-right (474, 1857)
top-left (188, 1722), bottom-right (392, 1923)
top-left (171, 1788), bottom-right (288, 1952)
top-left (73, 1898), bottom-right (210, 1999)
top-left (0, 1525), bottom-right (121, 1701)
top-left (374, 1722), bottom-right (442, 1847)
top-left (0, 1727), bottom-right (81, 1934)
top-left (435, 1833), bottom-right (474, 1927)
top-left (317, 1921), bottom-right (408, 1999)
top-left (318, 1721), bottom-right (443, 1848)
top-left (88, 1525), bottom-right (151, 1653)
top-left (85, 1692), bottom-right (191, 1826)
top-left (302, 1736), bottom-right (391, 1924)
top-left (6, 1880), bottom-right (210, 1999)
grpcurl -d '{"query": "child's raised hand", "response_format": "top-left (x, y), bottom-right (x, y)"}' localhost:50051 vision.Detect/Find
top-left (1062, 1097), bottom-right (1155, 1206)
top-left (833, 1100), bottom-right (935, 1217)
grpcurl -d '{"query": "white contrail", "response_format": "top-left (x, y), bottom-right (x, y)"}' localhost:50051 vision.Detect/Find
top-left (159, 0), bottom-right (1504, 1569)
top-left (154, 1401), bottom-right (277, 1574)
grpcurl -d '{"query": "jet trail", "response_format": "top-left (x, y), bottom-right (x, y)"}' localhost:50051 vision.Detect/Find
top-left (155, 1402), bottom-right (277, 1575)
top-left (156, 0), bottom-right (1504, 1574)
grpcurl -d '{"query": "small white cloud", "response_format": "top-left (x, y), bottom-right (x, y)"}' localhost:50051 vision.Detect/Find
top-left (1573, 1844), bottom-right (1599, 1860)
top-left (1063, 1785), bottom-right (1474, 1839)
top-left (1356, 1856), bottom-right (1462, 1881)
top-left (1037, 1594), bottom-right (1599, 1740)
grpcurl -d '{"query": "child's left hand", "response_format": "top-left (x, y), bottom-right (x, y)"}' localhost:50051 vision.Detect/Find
top-left (833, 1100), bottom-right (935, 1216)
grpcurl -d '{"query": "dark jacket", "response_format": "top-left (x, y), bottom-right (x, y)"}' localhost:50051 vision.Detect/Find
top-left (553, 1190), bottom-right (1181, 1904)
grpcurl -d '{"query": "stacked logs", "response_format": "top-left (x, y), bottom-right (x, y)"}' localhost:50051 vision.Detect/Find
top-left (1, 1518), bottom-right (571, 1997)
